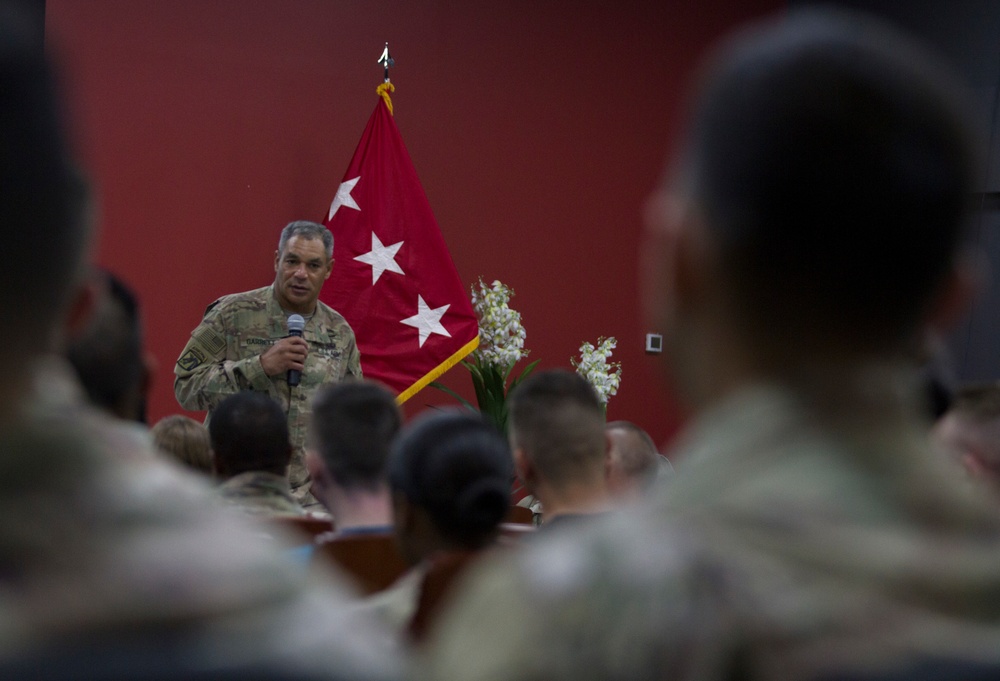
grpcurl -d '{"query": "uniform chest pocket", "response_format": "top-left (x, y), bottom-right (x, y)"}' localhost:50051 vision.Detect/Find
top-left (307, 342), bottom-right (345, 381)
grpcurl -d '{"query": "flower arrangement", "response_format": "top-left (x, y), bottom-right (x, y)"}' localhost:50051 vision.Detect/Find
top-left (572, 336), bottom-right (622, 410)
top-left (432, 278), bottom-right (538, 433)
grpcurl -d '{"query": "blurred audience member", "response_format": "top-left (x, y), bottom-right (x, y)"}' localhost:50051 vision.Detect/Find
top-left (605, 420), bottom-right (666, 501)
top-left (150, 414), bottom-right (212, 475)
top-left (307, 381), bottom-right (401, 535)
top-left (65, 269), bottom-right (153, 423)
top-left (508, 370), bottom-right (611, 528)
top-left (211, 391), bottom-right (307, 517)
top-left (424, 9), bottom-right (1000, 680)
top-left (933, 382), bottom-right (1000, 493)
top-left (377, 410), bottom-right (512, 643)
top-left (0, 10), bottom-right (398, 679)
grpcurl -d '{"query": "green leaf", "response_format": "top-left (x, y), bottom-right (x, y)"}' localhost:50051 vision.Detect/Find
top-left (511, 359), bottom-right (541, 387)
top-left (428, 381), bottom-right (477, 411)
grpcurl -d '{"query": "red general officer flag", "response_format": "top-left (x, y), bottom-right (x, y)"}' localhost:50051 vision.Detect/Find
top-left (321, 84), bottom-right (478, 402)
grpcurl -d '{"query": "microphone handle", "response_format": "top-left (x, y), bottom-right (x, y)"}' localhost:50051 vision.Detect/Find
top-left (287, 328), bottom-right (303, 387)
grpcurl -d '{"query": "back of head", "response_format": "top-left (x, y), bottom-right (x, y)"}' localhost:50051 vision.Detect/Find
top-left (0, 9), bottom-right (90, 368)
top-left (681, 8), bottom-right (978, 356)
top-left (66, 271), bottom-right (146, 421)
top-left (389, 411), bottom-right (512, 550)
top-left (508, 369), bottom-right (606, 487)
top-left (309, 381), bottom-right (401, 491)
top-left (606, 421), bottom-right (660, 496)
top-left (151, 414), bottom-right (212, 474)
top-left (209, 392), bottom-right (291, 478)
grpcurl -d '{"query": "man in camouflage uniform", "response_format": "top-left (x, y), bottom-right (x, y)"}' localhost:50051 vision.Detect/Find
top-left (211, 391), bottom-right (307, 518)
top-left (175, 220), bottom-right (362, 509)
top-left (423, 9), bottom-right (1000, 681)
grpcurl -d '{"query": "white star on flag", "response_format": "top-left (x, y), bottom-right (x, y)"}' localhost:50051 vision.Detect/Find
top-left (354, 232), bottom-right (405, 285)
top-left (328, 176), bottom-right (361, 220)
top-left (401, 295), bottom-right (451, 348)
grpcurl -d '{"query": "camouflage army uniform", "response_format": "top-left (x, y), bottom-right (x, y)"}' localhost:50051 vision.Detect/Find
top-left (423, 378), bottom-right (1000, 681)
top-left (218, 470), bottom-right (307, 517)
top-left (174, 285), bottom-right (362, 505)
top-left (4, 358), bottom-right (400, 679)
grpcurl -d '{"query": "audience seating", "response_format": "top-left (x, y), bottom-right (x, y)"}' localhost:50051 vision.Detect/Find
top-left (269, 515), bottom-right (335, 542)
top-left (504, 505), bottom-right (534, 525)
top-left (408, 550), bottom-right (481, 644)
top-left (314, 533), bottom-right (410, 595)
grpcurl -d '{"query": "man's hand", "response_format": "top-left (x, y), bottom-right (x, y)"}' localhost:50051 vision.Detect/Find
top-left (259, 336), bottom-right (308, 377)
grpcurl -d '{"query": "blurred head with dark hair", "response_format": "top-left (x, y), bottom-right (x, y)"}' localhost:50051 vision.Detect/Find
top-left (210, 392), bottom-right (291, 479)
top-left (306, 381), bottom-right (401, 530)
top-left (66, 270), bottom-right (152, 423)
top-left (0, 8), bottom-right (92, 413)
top-left (388, 410), bottom-right (512, 564)
top-left (647, 8), bottom-right (981, 407)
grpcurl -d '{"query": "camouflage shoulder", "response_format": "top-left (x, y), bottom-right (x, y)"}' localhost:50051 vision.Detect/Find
top-left (202, 286), bottom-right (272, 319)
top-left (316, 301), bottom-right (357, 336)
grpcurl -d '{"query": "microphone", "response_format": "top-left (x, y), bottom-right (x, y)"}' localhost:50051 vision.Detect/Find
top-left (286, 314), bottom-right (305, 387)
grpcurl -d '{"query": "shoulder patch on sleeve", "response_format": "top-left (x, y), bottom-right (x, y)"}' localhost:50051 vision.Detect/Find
top-left (193, 325), bottom-right (226, 355)
top-left (177, 348), bottom-right (206, 372)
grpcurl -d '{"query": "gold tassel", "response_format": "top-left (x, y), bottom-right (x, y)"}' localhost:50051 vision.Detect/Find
top-left (376, 82), bottom-right (395, 116)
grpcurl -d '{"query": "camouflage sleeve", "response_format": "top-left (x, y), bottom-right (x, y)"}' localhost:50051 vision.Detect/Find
top-left (346, 328), bottom-right (363, 379)
top-left (173, 302), bottom-right (274, 411)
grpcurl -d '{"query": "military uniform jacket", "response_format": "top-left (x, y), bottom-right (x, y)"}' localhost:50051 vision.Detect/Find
top-left (174, 285), bottom-right (362, 498)
top-left (5, 358), bottom-right (400, 680)
top-left (218, 471), bottom-right (307, 517)
top-left (425, 378), bottom-right (1000, 681)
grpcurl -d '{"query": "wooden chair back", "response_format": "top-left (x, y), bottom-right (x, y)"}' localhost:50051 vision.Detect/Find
top-left (504, 504), bottom-right (534, 525)
top-left (314, 533), bottom-right (410, 595)
top-left (269, 515), bottom-right (335, 543)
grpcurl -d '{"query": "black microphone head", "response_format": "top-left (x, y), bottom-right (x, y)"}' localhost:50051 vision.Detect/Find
top-left (287, 314), bottom-right (306, 334)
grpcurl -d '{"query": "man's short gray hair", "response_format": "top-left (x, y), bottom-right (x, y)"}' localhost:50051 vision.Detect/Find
top-left (278, 221), bottom-right (333, 260)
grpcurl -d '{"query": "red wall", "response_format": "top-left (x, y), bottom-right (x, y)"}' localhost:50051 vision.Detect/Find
top-left (45, 0), bottom-right (781, 449)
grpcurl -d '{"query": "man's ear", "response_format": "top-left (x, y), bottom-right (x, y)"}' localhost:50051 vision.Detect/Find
top-left (210, 449), bottom-right (221, 480)
top-left (641, 191), bottom-right (713, 332)
top-left (64, 274), bottom-right (102, 342)
top-left (391, 491), bottom-right (414, 532)
top-left (305, 449), bottom-right (328, 492)
top-left (603, 431), bottom-right (615, 481)
top-left (513, 446), bottom-right (534, 490)
top-left (273, 249), bottom-right (281, 273)
top-left (925, 251), bottom-right (984, 336)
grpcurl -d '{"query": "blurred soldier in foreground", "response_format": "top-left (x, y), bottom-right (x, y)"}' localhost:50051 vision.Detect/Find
top-left (423, 9), bottom-right (1000, 680)
top-left (0, 10), bottom-right (398, 679)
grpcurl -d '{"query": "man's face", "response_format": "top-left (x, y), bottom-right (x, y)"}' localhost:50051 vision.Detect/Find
top-left (273, 235), bottom-right (332, 314)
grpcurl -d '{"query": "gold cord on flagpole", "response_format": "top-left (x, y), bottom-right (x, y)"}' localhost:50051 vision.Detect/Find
top-left (376, 82), bottom-right (395, 116)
